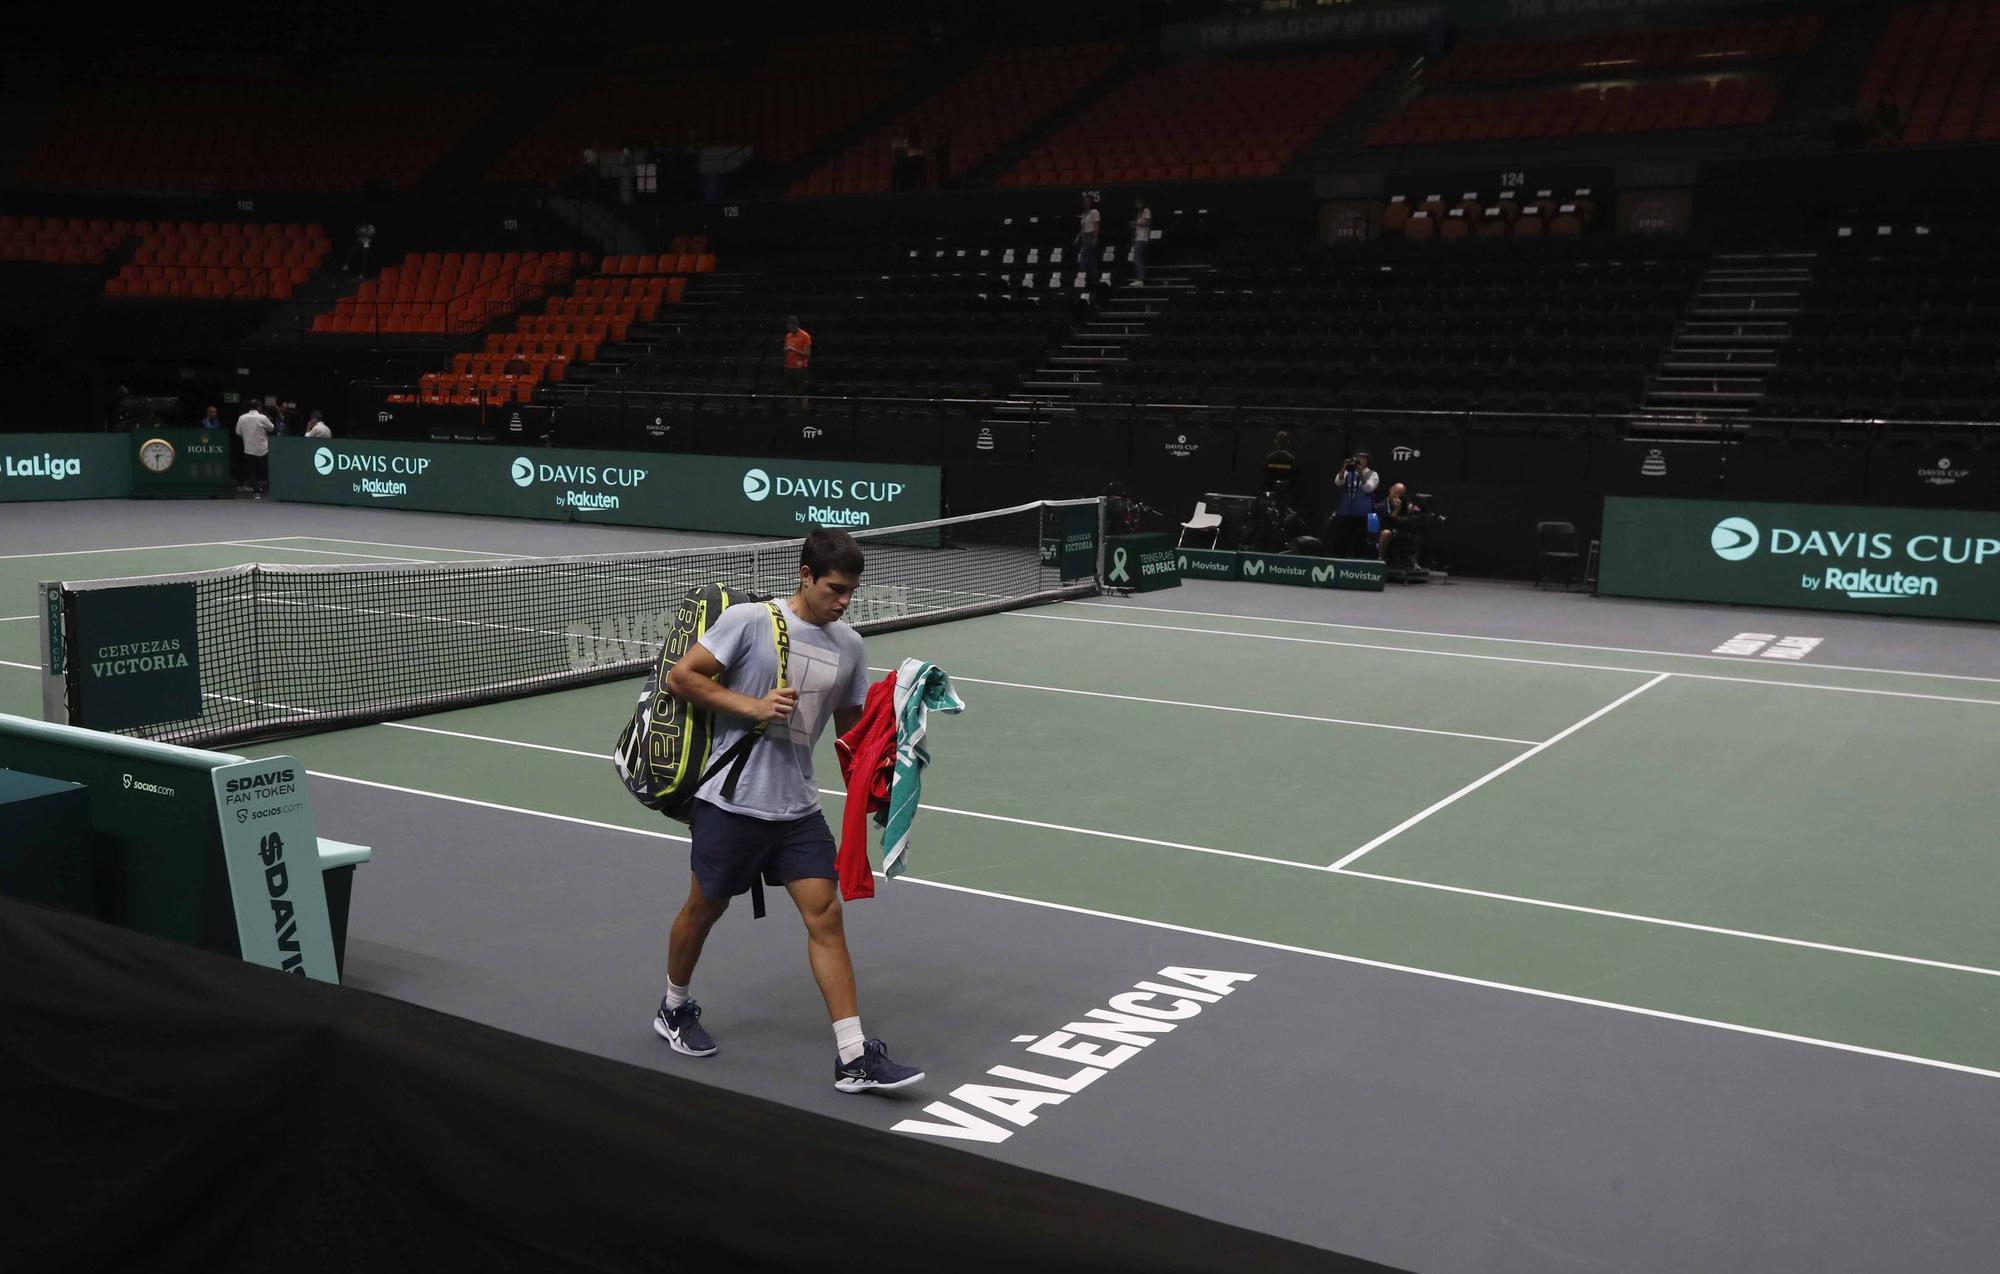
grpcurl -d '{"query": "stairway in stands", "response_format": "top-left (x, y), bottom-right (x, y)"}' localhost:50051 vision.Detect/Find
top-left (1642, 250), bottom-right (1817, 417)
top-left (987, 267), bottom-right (1202, 428)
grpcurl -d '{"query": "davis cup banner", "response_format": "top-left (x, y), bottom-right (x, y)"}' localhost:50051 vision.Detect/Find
top-left (1599, 497), bottom-right (2000, 622)
top-left (270, 438), bottom-right (940, 537)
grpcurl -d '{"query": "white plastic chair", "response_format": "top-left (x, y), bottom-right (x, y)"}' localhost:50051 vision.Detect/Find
top-left (1178, 501), bottom-right (1222, 548)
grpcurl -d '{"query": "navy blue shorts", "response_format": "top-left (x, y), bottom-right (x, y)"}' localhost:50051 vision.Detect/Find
top-left (688, 799), bottom-right (837, 903)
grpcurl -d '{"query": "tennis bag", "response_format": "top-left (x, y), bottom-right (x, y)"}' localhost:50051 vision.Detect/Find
top-left (613, 583), bottom-right (788, 825)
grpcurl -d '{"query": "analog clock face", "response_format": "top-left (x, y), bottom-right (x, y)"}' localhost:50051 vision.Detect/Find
top-left (140, 439), bottom-right (176, 473)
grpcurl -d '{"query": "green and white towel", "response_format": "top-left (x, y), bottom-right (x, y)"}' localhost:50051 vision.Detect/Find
top-left (884, 657), bottom-right (966, 879)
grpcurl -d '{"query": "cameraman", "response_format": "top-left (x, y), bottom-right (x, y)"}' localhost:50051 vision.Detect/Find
top-left (1328, 451), bottom-right (1379, 558)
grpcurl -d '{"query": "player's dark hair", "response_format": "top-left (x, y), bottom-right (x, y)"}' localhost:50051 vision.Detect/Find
top-left (801, 528), bottom-right (865, 580)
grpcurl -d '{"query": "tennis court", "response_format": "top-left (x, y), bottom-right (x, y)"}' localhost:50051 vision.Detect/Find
top-left (7, 498), bottom-right (2000, 1273)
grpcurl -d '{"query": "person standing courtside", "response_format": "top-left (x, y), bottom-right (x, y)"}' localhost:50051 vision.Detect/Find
top-left (1329, 450), bottom-right (1379, 558)
top-left (234, 399), bottom-right (276, 496)
top-left (654, 528), bottom-right (924, 1094)
top-left (783, 314), bottom-right (812, 413)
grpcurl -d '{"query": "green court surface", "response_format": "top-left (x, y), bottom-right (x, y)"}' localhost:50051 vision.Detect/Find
top-left (9, 535), bottom-right (2000, 1083)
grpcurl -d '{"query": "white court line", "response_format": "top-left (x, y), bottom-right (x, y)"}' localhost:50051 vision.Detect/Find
top-left (1068, 599), bottom-right (2000, 687)
top-left (1013, 611), bottom-right (2000, 709)
top-left (302, 767), bottom-right (2000, 1085)
top-left (0, 537), bottom-right (269, 562)
top-left (1329, 674), bottom-right (1672, 871)
top-left (371, 717), bottom-right (2000, 980)
top-left (861, 665), bottom-right (1538, 747)
top-left (265, 536), bottom-right (534, 558)
top-left (378, 720), bottom-right (1327, 875)
top-left (0, 615), bottom-right (33, 623)
top-left (0, 658), bottom-right (38, 670)
top-left (1335, 868), bottom-right (2000, 981)
top-left (221, 541), bottom-right (438, 563)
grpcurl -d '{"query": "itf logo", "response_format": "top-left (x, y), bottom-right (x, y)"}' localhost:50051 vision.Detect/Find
top-left (313, 447), bottom-right (335, 475)
top-left (742, 468), bottom-right (771, 501)
top-left (510, 457), bottom-right (536, 488)
top-left (1711, 517), bottom-right (1760, 561)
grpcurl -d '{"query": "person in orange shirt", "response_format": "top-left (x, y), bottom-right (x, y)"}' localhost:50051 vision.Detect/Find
top-left (783, 315), bottom-right (812, 413)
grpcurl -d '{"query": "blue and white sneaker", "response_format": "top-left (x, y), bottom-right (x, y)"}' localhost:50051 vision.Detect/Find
top-left (834, 1039), bottom-right (924, 1093)
top-left (653, 998), bottom-right (717, 1057)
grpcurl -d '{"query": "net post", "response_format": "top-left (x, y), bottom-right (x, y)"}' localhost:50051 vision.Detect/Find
top-left (38, 581), bottom-right (70, 725)
top-left (1094, 497), bottom-right (1108, 586)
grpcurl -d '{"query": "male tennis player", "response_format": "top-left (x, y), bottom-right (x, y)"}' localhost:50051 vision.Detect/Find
top-left (654, 528), bottom-right (924, 1093)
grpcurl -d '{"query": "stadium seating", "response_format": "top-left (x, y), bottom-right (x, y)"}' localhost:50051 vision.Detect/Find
top-left (0, 215), bottom-right (125, 266)
top-left (1761, 231), bottom-right (2000, 420)
top-left (792, 43), bottom-right (1124, 196)
top-left (1080, 237), bottom-right (1698, 416)
top-left (101, 221), bottom-right (331, 300)
top-left (1366, 75), bottom-right (1780, 145)
top-left (309, 251), bottom-right (577, 337)
top-left (1428, 14), bottom-right (1823, 83)
top-left (1001, 48), bottom-right (1394, 187)
top-left (489, 33), bottom-right (911, 185)
top-left (18, 52), bottom-right (496, 194)
top-left (1860, 0), bottom-right (2000, 144)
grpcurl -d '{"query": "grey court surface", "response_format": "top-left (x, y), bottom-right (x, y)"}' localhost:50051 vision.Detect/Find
top-left (8, 498), bottom-right (2000, 1274)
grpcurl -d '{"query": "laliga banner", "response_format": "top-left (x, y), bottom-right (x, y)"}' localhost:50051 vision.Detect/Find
top-left (1599, 496), bottom-right (2000, 622)
top-left (270, 438), bottom-right (939, 536)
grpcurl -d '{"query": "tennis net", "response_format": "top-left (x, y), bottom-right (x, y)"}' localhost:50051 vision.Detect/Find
top-left (43, 498), bottom-right (1103, 748)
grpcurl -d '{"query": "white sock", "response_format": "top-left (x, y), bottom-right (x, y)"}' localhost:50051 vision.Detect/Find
top-left (833, 1016), bottom-right (866, 1064)
top-left (664, 980), bottom-right (691, 1011)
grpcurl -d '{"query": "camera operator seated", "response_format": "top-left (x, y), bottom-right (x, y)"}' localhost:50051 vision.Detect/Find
top-left (1376, 482), bottom-right (1429, 570)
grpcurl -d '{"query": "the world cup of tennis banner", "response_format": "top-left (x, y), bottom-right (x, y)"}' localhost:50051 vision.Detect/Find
top-left (269, 438), bottom-right (941, 538)
top-left (1599, 497), bottom-right (2000, 622)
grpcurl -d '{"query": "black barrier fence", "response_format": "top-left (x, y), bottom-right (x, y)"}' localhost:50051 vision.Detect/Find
top-left (339, 385), bottom-right (2000, 579)
top-left (0, 897), bottom-right (1392, 1274)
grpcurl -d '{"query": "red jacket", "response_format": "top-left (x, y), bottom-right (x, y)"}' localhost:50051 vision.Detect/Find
top-left (832, 673), bottom-right (897, 900)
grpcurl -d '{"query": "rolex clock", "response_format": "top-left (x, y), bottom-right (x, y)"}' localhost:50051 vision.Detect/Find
top-left (138, 437), bottom-right (177, 474)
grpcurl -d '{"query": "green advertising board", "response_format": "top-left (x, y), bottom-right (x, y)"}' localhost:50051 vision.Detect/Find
top-left (269, 438), bottom-right (940, 536)
top-left (1105, 534), bottom-right (1181, 592)
top-left (1600, 497), bottom-right (2000, 621)
top-left (1176, 548), bottom-right (1242, 581)
top-left (132, 428), bottom-right (234, 497)
top-left (0, 712), bottom-right (337, 983)
top-left (0, 434), bottom-right (132, 502)
top-left (57, 580), bottom-right (204, 732)
top-left (1234, 552), bottom-right (1386, 591)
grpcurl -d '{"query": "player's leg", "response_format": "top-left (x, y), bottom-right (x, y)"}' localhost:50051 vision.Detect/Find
top-left (668, 870), bottom-right (729, 988)
top-left (785, 876), bottom-right (857, 1021)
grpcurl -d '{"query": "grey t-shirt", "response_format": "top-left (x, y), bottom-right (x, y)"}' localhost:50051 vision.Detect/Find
top-left (695, 599), bottom-right (868, 821)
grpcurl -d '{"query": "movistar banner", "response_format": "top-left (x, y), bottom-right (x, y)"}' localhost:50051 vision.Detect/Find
top-left (1236, 552), bottom-right (1386, 592)
top-left (1600, 497), bottom-right (2000, 622)
top-left (0, 434), bottom-right (131, 502)
top-left (1177, 548), bottom-right (1241, 581)
top-left (270, 438), bottom-right (940, 536)
top-left (1105, 534), bottom-right (1181, 593)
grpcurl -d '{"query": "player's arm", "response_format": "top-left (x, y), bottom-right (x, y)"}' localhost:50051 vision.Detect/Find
top-left (667, 643), bottom-right (795, 724)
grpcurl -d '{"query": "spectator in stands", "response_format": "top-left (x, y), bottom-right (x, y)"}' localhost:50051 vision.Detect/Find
top-left (783, 315), bottom-right (813, 413)
top-left (1262, 430), bottom-right (1299, 501)
top-left (1074, 193), bottom-right (1100, 281)
top-left (198, 405), bottom-right (224, 430)
top-left (235, 399), bottom-right (276, 496)
top-left (1328, 451), bottom-right (1379, 559)
top-left (304, 410), bottom-right (331, 439)
top-left (1130, 198), bottom-right (1152, 283)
